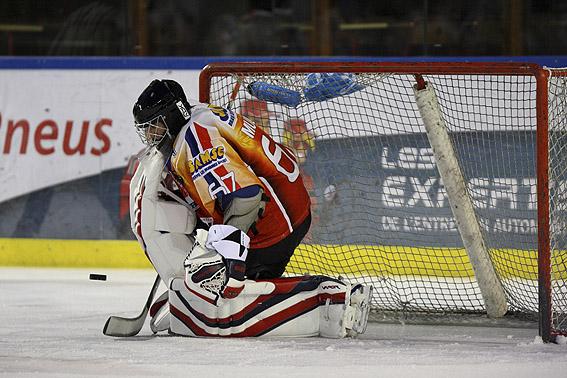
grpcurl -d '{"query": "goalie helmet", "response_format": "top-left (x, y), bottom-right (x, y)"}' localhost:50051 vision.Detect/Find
top-left (133, 79), bottom-right (192, 148)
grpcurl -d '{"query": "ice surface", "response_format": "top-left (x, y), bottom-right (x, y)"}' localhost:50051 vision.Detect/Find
top-left (1, 267), bottom-right (566, 378)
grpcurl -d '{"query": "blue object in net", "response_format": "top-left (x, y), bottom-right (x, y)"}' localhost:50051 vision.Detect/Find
top-left (303, 73), bottom-right (365, 102)
top-left (247, 82), bottom-right (302, 107)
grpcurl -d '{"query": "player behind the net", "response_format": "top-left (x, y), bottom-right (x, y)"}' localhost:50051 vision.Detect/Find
top-left (129, 78), bottom-right (372, 337)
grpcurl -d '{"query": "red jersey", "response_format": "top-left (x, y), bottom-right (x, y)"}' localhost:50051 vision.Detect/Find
top-left (169, 104), bottom-right (311, 249)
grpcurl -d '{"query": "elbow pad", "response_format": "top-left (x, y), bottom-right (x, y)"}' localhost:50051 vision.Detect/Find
top-left (223, 189), bottom-right (266, 233)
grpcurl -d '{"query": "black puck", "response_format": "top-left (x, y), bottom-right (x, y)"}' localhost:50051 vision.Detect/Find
top-left (89, 273), bottom-right (107, 281)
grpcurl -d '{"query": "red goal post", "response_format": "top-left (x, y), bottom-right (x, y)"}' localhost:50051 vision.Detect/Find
top-left (199, 62), bottom-right (567, 343)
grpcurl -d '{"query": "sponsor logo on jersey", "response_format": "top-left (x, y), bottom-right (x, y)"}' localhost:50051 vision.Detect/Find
top-left (208, 105), bottom-right (236, 127)
top-left (241, 117), bottom-right (256, 139)
top-left (189, 145), bottom-right (228, 180)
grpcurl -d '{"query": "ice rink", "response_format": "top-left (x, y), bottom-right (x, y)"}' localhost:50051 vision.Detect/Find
top-left (1, 267), bottom-right (566, 378)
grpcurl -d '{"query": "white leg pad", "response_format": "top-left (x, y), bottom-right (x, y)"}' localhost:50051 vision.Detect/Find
top-left (168, 275), bottom-right (372, 338)
top-left (319, 282), bottom-right (352, 339)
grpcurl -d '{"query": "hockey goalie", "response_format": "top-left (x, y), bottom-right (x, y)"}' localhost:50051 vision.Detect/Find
top-left (128, 79), bottom-right (372, 338)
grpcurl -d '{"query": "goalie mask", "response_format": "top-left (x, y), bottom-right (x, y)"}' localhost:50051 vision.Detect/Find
top-left (133, 79), bottom-right (192, 148)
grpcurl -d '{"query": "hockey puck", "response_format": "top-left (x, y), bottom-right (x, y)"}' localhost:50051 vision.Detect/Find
top-left (89, 273), bottom-right (107, 281)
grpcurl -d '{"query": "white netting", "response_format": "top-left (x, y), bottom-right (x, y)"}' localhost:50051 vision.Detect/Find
top-left (548, 69), bottom-right (567, 335)
top-left (202, 64), bottom-right (566, 335)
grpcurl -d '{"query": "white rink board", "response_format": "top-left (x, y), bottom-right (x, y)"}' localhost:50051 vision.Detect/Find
top-left (1, 69), bottom-right (539, 204)
top-left (0, 69), bottom-right (201, 203)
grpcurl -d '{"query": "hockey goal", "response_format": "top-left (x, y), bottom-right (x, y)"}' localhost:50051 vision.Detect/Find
top-left (199, 62), bottom-right (567, 342)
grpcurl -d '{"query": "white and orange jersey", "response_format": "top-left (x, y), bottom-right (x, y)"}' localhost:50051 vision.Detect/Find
top-left (168, 103), bottom-right (311, 249)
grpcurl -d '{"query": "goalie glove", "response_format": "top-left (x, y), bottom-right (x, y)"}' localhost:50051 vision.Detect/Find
top-left (206, 225), bottom-right (251, 299)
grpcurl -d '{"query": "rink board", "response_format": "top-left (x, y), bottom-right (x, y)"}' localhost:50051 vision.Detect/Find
top-left (0, 237), bottom-right (559, 280)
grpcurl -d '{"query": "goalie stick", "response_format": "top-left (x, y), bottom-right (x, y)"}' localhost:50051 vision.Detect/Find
top-left (103, 274), bottom-right (161, 337)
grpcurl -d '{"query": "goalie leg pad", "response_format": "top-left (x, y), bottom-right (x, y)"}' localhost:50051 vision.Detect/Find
top-left (150, 291), bottom-right (170, 334)
top-left (169, 276), bottom-right (328, 337)
top-left (317, 280), bottom-right (372, 338)
top-left (168, 275), bottom-right (371, 338)
top-left (346, 284), bottom-right (373, 337)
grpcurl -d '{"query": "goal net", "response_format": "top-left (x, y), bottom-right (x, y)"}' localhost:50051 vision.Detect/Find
top-left (199, 62), bottom-right (567, 342)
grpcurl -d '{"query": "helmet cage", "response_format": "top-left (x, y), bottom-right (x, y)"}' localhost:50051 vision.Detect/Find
top-left (135, 114), bottom-right (169, 147)
top-left (133, 79), bottom-right (192, 147)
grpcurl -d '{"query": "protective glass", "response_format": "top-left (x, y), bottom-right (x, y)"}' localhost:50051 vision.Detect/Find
top-left (134, 115), bottom-right (168, 147)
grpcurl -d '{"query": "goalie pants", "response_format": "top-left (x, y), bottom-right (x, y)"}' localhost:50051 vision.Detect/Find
top-left (246, 212), bottom-right (311, 279)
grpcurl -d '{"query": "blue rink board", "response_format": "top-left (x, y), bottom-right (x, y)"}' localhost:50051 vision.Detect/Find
top-left (0, 55), bottom-right (566, 69)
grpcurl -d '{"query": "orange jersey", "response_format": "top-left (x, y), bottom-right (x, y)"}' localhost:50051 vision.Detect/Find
top-left (168, 104), bottom-right (311, 249)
